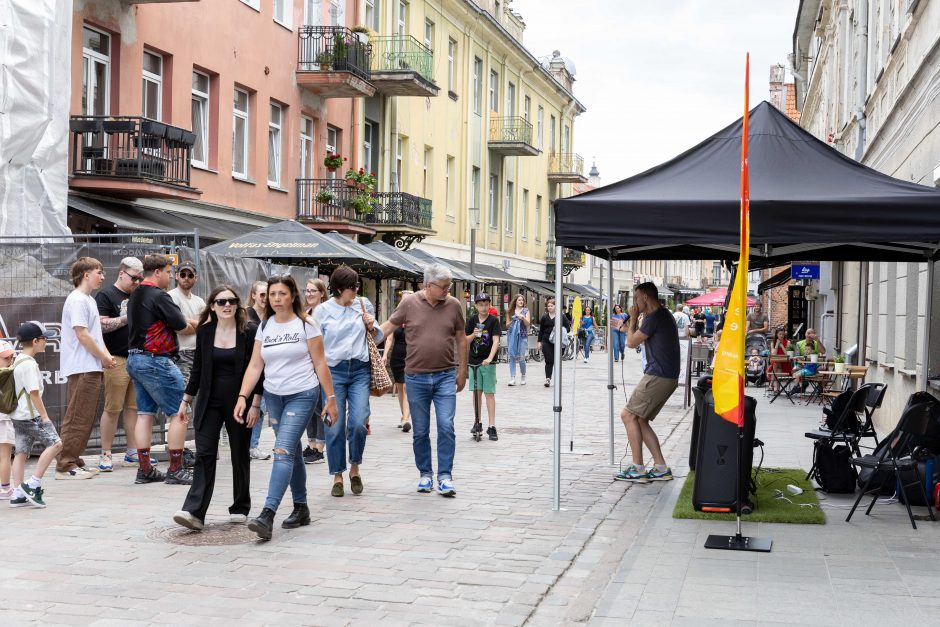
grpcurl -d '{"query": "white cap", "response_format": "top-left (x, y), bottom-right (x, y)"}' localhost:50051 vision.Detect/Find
top-left (0, 340), bottom-right (14, 358)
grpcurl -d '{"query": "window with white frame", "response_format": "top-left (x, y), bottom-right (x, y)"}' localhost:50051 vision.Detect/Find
top-left (232, 88), bottom-right (250, 178)
top-left (506, 82), bottom-right (516, 117)
top-left (505, 181), bottom-right (514, 233)
top-left (550, 114), bottom-right (556, 152)
top-left (447, 38), bottom-right (457, 92)
top-left (396, 135), bottom-right (404, 190)
top-left (563, 124), bottom-right (570, 153)
top-left (142, 51), bottom-right (163, 121)
top-left (445, 156), bottom-right (454, 216)
top-left (488, 174), bottom-right (498, 228)
top-left (365, 0), bottom-right (377, 30)
top-left (473, 57), bottom-right (483, 114)
top-left (330, 0), bottom-right (339, 26)
top-left (521, 189), bottom-right (528, 238)
top-left (191, 70), bottom-right (210, 168)
top-left (300, 116), bottom-right (314, 179)
top-left (423, 147), bottom-right (431, 197)
top-left (535, 195), bottom-right (542, 241)
top-left (398, 0), bottom-right (408, 35)
top-left (326, 125), bottom-right (339, 179)
top-left (524, 96), bottom-right (530, 123)
top-left (273, 0), bottom-right (291, 27)
top-left (424, 19), bottom-right (434, 51)
top-left (267, 102), bottom-right (283, 186)
top-left (489, 70), bottom-right (499, 112)
top-left (536, 106), bottom-right (544, 150)
top-left (363, 121), bottom-right (374, 179)
top-left (82, 26), bottom-right (110, 116)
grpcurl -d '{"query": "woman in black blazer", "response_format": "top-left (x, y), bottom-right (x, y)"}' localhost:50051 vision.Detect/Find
top-left (173, 285), bottom-right (263, 531)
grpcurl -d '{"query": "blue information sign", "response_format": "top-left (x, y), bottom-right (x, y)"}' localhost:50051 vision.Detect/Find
top-left (791, 263), bottom-right (820, 280)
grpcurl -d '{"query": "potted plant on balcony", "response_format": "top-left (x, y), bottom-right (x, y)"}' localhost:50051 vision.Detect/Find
top-left (344, 167), bottom-right (359, 188)
top-left (348, 193), bottom-right (375, 215)
top-left (351, 24), bottom-right (372, 44)
top-left (324, 152), bottom-right (345, 172)
top-left (833, 352), bottom-right (846, 374)
top-left (315, 188), bottom-right (336, 204)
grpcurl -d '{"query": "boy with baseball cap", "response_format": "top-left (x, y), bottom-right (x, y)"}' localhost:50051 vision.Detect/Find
top-left (9, 322), bottom-right (63, 508)
top-left (465, 293), bottom-right (502, 441)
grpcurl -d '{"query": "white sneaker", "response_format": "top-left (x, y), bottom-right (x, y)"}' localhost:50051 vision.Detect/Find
top-left (173, 510), bottom-right (204, 531)
top-left (507, 379), bottom-right (516, 387)
top-left (521, 376), bottom-right (526, 386)
top-left (229, 514), bottom-right (248, 524)
top-left (583, 358), bottom-right (589, 363)
top-left (249, 448), bottom-right (271, 460)
top-left (56, 467), bottom-right (94, 480)
top-left (544, 378), bottom-right (551, 387)
top-left (98, 453), bottom-right (113, 472)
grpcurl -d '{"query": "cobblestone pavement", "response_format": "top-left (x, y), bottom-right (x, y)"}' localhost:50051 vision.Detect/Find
top-left (1, 348), bottom-right (690, 626)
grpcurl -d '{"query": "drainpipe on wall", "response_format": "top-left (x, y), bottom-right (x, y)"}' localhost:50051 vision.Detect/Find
top-left (855, 1), bottom-right (869, 364)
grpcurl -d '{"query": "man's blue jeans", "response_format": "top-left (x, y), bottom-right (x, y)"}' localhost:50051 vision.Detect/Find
top-left (612, 330), bottom-right (627, 361)
top-left (325, 359), bottom-right (370, 475)
top-left (405, 368), bottom-right (456, 481)
top-left (262, 387), bottom-right (317, 511)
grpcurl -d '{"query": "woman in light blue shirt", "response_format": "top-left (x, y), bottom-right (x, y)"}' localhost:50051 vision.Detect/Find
top-left (313, 267), bottom-right (383, 498)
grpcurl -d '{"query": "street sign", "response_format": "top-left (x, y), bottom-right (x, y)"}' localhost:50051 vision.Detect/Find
top-left (790, 263), bottom-right (819, 280)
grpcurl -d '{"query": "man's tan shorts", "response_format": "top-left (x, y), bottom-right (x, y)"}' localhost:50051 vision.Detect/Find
top-left (103, 356), bottom-right (137, 413)
top-left (626, 374), bottom-right (678, 421)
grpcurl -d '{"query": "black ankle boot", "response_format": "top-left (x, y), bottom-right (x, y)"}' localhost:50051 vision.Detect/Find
top-left (281, 503), bottom-right (311, 529)
top-left (247, 507), bottom-right (275, 540)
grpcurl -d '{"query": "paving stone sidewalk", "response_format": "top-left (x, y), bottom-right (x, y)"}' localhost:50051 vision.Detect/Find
top-left (0, 348), bottom-right (690, 626)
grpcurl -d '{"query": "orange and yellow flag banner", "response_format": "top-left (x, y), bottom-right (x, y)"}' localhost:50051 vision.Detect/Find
top-left (712, 53), bottom-right (751, 428)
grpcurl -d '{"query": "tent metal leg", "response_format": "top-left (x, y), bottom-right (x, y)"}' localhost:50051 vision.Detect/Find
top-left (607, 258), bottom-right (615, 466)
top-left (553, 245), bottom-right (564, 511)
top-left (923, 259), bottom-right (935, 391)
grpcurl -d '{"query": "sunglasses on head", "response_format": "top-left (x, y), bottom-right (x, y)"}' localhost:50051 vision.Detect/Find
top-left (213, 298), bottom-right (239, 306)
top-left (268, 273), bottom-right (291, 281)
top-left (178, 271), bottom-right (196, 279)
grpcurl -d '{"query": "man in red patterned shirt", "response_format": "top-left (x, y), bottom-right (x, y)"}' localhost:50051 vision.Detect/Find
top-left (126, 254), bottom-right (196, 486)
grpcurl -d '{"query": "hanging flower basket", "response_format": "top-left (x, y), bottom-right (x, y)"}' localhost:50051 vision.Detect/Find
top-left (324, 152), bottom-right (344, 171)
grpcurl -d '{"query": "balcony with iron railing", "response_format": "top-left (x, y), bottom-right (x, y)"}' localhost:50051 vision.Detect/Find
top-left (297, 26), bottom-right (375, 98)
top-left (547, 152), bottom-right (587, 183)
top-left (368, 35), bottom-right (439, 97)
top-left (488, 115), bottom-right (539, 156)
top-left (296, 179), bottom-right (435, 245)
top-left (545, 239), bottom-right (586, 269)
top-left (68, 115), bottom-right (199, 199)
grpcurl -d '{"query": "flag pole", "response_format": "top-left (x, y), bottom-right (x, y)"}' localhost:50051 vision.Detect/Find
top-left (704, 52), bottom-right (771, 553)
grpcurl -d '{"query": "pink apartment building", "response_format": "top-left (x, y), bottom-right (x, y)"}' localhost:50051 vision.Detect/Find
top-left (68, 0), bottom-right (384, 240)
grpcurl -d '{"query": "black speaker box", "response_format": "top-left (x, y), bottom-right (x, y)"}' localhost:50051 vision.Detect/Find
top-left (692, 392), bottom-right (757, 513)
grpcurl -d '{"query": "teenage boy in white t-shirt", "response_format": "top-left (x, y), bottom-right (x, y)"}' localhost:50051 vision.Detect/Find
top-left (10, 322), bottom-right (63, 508)
top-left (57, 257), bottom-right (117, 480)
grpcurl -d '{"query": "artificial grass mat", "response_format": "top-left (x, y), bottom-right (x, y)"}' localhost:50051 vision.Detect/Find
top-left (672, 468), bottom-right (826, 524)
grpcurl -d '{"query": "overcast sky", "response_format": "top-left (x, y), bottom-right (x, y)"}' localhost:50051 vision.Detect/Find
top-left (511, 0), bottom-right (801, 184)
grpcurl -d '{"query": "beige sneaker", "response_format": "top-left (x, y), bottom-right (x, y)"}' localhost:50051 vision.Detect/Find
top-left (55, 467), bottom-right (94, 480)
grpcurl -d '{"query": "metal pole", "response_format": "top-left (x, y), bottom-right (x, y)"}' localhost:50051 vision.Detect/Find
top-left (607, 257), bottom-right (615, 466)
top-left (553, 244), bottom-right (564, 511)
top-left (857, 261), bottom-right (868, 365)
top-left (470, 226), bottom-right (477, 297)
top-left (193, 228), bottom-right (201, 278)
top-left (923, 259), bottom-right (935, 391)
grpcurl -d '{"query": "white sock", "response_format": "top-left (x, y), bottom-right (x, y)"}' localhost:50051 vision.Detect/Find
top-left (653, 464), bottom-right (669, 472)
top-left (27, 476), bottom-right (41, 489)
top-left (126, 448), bottom-right (137, 457)
top-left (12, 487), bottom-right (24, 499)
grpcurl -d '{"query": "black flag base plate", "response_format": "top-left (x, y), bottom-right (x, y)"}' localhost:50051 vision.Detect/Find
top-left (705, 533), bottom-right (772, 553)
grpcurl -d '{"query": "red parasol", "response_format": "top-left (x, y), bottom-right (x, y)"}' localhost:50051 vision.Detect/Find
top-left (683, 287), bottom-right (756, 308)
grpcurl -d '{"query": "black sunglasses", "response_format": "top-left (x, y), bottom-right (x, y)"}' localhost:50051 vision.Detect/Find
top-left (178, 271), bottom-right (196, 279)
top-left (124, 272), bottom-right (143, 283)
top-left (213, 298), bottom-right (239, 306)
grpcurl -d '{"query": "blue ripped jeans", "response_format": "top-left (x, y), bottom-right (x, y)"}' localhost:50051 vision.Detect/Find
top-left (325, 359), bottom-right (370, 475)
top-left (262, 387), bottom-right (318, 511)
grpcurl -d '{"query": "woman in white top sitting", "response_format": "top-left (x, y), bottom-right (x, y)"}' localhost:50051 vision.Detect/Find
top-left (313, 266), bottom-right (383, 498)
top-left (235, 275), bottom-right (337, 540)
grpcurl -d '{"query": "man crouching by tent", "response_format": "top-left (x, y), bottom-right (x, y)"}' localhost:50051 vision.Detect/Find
top-left (611, 282), bottom-right (679, 483)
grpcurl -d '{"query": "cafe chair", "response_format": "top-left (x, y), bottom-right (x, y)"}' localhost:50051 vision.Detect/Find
top-left (846, 399), bottom-right (936, 530)
top-left (768, 355), bottom-right (796, 405)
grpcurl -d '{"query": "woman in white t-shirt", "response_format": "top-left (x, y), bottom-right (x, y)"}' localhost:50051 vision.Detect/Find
top-left (235, 276), bottom-right (337, 540)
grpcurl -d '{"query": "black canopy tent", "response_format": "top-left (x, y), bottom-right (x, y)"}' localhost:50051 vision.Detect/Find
top-left (548, 101), bottom-right (940, 511)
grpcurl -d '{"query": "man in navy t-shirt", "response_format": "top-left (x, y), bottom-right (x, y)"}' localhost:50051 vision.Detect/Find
top-left (611, 282), bottom-right (679, 483)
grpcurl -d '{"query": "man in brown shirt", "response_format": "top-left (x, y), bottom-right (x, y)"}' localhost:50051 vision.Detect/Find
top-left (382, 263), bottom-right (467, 496)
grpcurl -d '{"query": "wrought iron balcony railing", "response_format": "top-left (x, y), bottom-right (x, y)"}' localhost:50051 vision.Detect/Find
top-left (489, 116), bottom-right (534, 145)
top-left (69, 115), bottom-right (195, 188)
top-left (297, 178), bottom-right (362, 222)
top-left (545, 239), bottom-right (585, 266)
top-left (367, 193), bottom-right (433, 230)
top-left (369, 35), bottom-right (434, 84)
top-left (548, 153), bottom-right (586, 178)
top-left (298, 26), bottom-right (371, 81)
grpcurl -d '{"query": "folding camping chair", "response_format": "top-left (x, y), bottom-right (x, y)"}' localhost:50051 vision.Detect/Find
top-left (846, 398), bottom-right (937, 530)
top-left (804, 386), bottom-right (869, 480)
top-left (768, 355), bottom-right (795, 404)
top-left (861, 383), bottom-right (887, 449)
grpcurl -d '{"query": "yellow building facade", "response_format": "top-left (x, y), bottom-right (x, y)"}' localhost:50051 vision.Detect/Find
top-left (366, 0), bottom-right (586, 279)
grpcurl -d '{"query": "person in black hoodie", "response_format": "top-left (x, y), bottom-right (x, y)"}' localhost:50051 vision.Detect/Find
top-left (537, 297), bottom-right (571, 386)
top-left (172, 285), bottom-right (263, 530)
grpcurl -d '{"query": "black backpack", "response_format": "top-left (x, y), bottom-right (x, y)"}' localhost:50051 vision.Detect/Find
top-left (823, 389), bottom-right (860, 433)
top-left (812, 441), bottom-right (857, 493)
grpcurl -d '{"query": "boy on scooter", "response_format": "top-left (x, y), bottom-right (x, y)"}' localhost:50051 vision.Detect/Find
top-left (465, 293), bottom-right (501, 441)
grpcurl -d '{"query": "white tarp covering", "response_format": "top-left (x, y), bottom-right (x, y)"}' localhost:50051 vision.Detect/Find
top-left (0, 0), bottom-right (72, 237)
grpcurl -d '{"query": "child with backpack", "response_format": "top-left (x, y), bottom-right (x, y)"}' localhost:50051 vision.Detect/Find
top-left (0, 341), bottom-right (16, 499)
top-left (9, 322), bottom-right (62, 508)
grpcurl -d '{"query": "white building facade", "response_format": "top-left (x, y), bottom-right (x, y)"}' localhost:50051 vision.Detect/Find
top-left (792, 0), bottom-right (940, 428)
